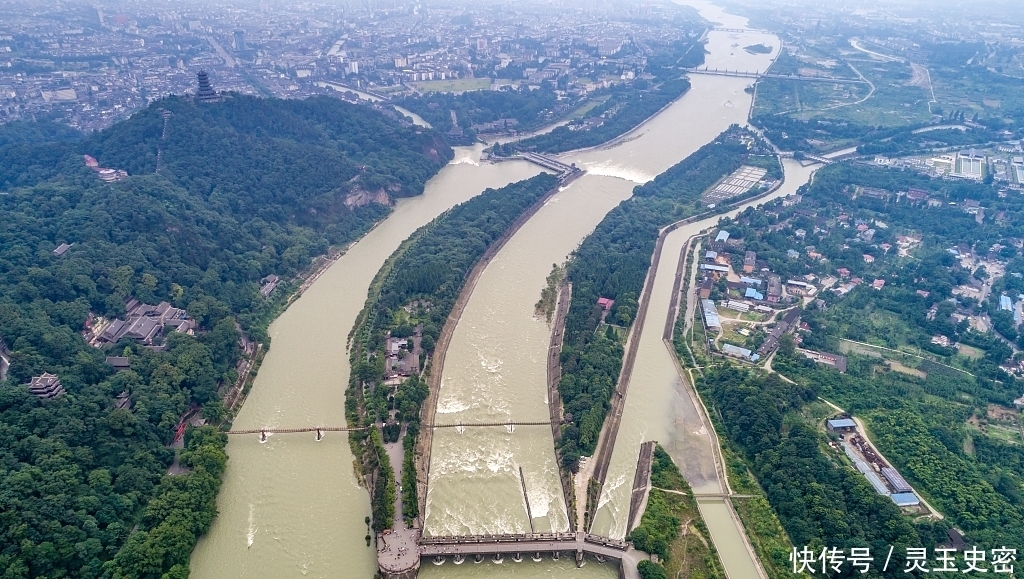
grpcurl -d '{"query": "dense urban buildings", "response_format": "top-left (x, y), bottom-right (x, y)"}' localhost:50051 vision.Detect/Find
top-left (0, 0), bottom-right (702, 130)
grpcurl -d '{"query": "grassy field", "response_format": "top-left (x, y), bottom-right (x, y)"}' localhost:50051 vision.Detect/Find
top-left (757, 39), bottom-right (936, 131)
top-left (957, 344), bottom-right (985, 359)
top-left (832, 59), bottom-right (934, 126)
top-left (754, 78), bottom-right (870, 116)
top-left (632, 446), bottom-right (728, 579)
top-left (768, 48), bottom-right (859, 80)
top-left (409, 77), bottom-right (492, 93)
top-left (373, 84), bottom-right (408, 94)
top-left (886, 359), bottom-right (927, 379)
top-left (739, 311), bottom-right (765, 322)
top-left (798, 399), bottom-right (840, 428)
top-left (930, 65), bottom-right (1024, 119)
top-left (721, 323), bottom-right (752, 347)
top-left (985, 423), bottom-right (1021, 445)
top-left (566, 96), bottom-right (609, 120)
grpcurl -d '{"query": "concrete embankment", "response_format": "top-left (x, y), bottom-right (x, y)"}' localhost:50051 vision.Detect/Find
top-left (548, 282), bottom-right (575, 530)
top-left (625, 441), bottom-right (656, 534)
top-left (416, 171), bottom-right (583, 521)
top-left (587, 176), bottom-right (788, 514)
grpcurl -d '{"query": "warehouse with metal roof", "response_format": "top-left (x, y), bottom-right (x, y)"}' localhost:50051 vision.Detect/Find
top-left (701, 299), bottom-right (721, 330)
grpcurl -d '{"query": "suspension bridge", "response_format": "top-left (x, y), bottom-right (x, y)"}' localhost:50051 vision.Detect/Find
top-left (226, 420), bottom-right (560, 440)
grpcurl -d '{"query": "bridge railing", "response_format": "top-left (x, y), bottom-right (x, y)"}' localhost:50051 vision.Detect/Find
top-left (419, 532), bottom-right (628, 551)
top-left (228, 420), bottom-right (562, 435)
top-left (420, 532), bottom-right (577, 544)
top-left (584, 534), bottom-right (630, 550)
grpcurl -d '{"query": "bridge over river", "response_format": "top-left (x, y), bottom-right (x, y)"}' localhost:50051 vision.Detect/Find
top-left (685, 67), bottom-right (868, 84)
top-left (226, 420), bottom-right (560, 441)
top-left (379, 531), bottom-right (641, 579)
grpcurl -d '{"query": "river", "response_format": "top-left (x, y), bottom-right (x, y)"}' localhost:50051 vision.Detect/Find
top-left (587, 159), bottom-right (818, 573)
top-left (191, 1), bottom-right (806, 577)
top-left (421, 69), bottom-right (777, 542)
top-left (188, 146), bottom-right (543, 579)
top-left (420, 3), bottom-right (790, 578)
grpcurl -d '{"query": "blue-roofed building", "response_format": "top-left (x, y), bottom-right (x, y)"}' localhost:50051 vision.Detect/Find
top-left (739, 276), bottom-right (763, 286)
top-left (866, 471), bottom-right (891, 496)
top-left (1000, 295), bottom-right (1012, 311)
top-left (715, 230), bottom-right (730, 243)
top-left (891, 492), bottom-right (920, 507)
top-left (842, 442), bottom-right (891, 495)
top-left (745, 287), bottom-right (764, 300)
top-left (881, 467), bottom-right (913, 493)
top-left (787, 249), bottom-right (800, 259)
top-left (722, 343), bottom-right (753, 359)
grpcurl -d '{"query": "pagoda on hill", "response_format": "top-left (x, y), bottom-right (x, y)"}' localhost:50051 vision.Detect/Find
top-left (195, 70), bottom-right (220, 103)
top-left (27, 373), bottom-right (66, 399)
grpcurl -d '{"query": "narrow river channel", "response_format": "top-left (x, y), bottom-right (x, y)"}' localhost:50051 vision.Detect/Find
top-left (589, 159), bottom-right (818, 579)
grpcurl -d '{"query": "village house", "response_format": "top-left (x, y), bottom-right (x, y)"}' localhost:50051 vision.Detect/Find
top-left (742, 251), bottom-right (756, 273)
top-left (260, 274), bottom-right (281, 297)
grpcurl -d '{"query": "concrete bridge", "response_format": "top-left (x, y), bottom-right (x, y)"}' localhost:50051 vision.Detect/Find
top-left (380, 530), bottom-right (637, 579)
top-left (714, 27), bottom-right (772, 34)
top-left (685, 67), bottom-right (868, 84)
top-left (520, 152), bottom-right (575, 174)
top-left (802, 153), bottom-right (834, 164)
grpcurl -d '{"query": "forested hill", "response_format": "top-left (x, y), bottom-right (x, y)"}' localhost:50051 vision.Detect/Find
top-left (0, 96), bottom-right (452, 579)
top-left (2, 95), bottom-right (453, 211)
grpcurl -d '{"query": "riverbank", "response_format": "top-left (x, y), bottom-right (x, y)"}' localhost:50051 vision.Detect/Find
top-left (415, 172), bottom-right (580, 521)
top-left (547, 282), bottom-right (575, 530)
top-left (188, 152), bottom-right (544, 579)
top-left (561, 129), bottom-right (782, 520)
top-left (589, 169), bottom-right (786, 522)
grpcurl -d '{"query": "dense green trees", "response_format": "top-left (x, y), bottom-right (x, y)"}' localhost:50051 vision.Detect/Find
top-left (398, 85), bottom-right (561, 137)
top-left (514, 78), bottom-right (693, 154)
top-left (723, 157), bottom-right (1024, 554)
top-left (0, 119), bottom-right (82, 147)
top-left (346, 173), bottom-right (559, 529)
top-left (0, 363), bottom-right (229, 579)
top-left (0, 95), bottom-right (454, 578)
top-left (699, 367), bottom-right (924, 577)
top-left (0, 95), bottom-right (453, 344)
top-left (557, 128), bottom-right (774, 469)
top-left (107, 427), bottom-right (228, 579)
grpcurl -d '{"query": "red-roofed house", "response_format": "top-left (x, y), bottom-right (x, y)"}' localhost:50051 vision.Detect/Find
top-left (597, 297), bottom-right (615, 311)
top-left (872, 279), bottom-right (886, 290)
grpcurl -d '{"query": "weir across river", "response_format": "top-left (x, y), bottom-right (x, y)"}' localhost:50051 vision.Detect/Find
top-left (380, 530), bottom-right (641, 579)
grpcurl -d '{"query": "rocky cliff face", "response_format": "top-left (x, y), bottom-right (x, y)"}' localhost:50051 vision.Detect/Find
top-left (344, 187), bottom-right (392, 208)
